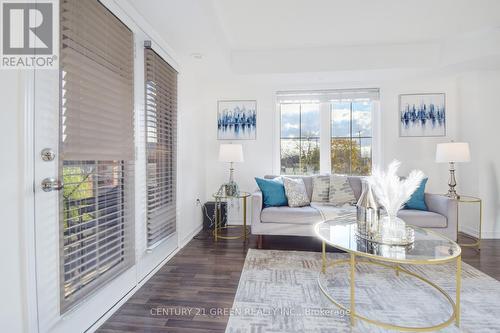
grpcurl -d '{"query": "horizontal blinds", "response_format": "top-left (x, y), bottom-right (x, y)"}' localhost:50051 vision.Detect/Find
top-left (59, 0), bottom-right (134, 312)
top-left (61, 0), bottom-right (134, 161)
top-left (276, 88), bottom-right (380, 103)
top-left (61, 160), bottom-right (135, 310)
top-left (145, 47), bottom-right (177, 246)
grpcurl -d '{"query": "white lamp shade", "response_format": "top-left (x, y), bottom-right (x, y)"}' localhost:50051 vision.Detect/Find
top-left (435, 142), bottom-right (471, 163)
top-left (219, 144), bottom-right (244, 163)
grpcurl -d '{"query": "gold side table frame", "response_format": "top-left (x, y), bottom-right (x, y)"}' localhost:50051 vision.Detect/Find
top-left (213, 191), bottom-right (251, 241)
top-left (456, 195), bottom-right (482, 250)
top-left (320, 241), bottom-right (462, 332)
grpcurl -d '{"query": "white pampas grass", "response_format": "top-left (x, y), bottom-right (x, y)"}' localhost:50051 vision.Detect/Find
top-left (368, 160), bottom-right (425, 216)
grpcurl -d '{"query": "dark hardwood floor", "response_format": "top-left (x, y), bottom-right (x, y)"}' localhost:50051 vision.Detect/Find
top-left (97, 231), bottom-right (500, 333)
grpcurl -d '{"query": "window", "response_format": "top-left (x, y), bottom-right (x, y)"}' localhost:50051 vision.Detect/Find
top-left (280, 103), bottom-right (320, 174)
top-left (278, 89), bottom-right (378, 176)
top-left (60, 0), bottom-right (135, 311)
top-left (144, 46), bottom-right (178, 246)
top-left (331, 100), bottom-right (373, 175)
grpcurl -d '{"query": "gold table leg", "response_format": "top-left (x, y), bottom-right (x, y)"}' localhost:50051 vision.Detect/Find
top-left (321, 241), bottom-right (326, 274)
top-left (456, 256), bottom-right (462, 327)
top-left (350, 253), bottom-right (356, 326)
top-left (243, 196), bottom-right (247, 241)
top-left (478, 200), bottom-right (482, 251)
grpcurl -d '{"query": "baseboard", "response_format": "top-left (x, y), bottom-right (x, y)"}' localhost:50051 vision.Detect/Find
top-left (180, 224), bottom-right (203, 248)
top-left (460, 225), bottom-right (500, 239)
top-left (482, 230), bottom-right (500, 239)
top-left (87, 224), bottom-right (202, 332)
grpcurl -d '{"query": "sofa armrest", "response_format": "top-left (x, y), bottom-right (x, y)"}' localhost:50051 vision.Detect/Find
top-left (252, 191), bottom-right (263, 228)
top-left (425, 193), bottom-right (458, 235)
top-left (425, 193), bottom-right (457, 216)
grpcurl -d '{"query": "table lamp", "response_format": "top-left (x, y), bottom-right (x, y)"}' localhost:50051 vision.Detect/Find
top-left (219, 144), bottom-right (244, 197)
top-left (435, 142), bottom-right (470, 199)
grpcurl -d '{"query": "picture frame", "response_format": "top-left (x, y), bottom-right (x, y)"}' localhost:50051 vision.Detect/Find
top-left (399, 93), bottom-right (446, 137)
top-left (217, 100), bottom-right (257, 140)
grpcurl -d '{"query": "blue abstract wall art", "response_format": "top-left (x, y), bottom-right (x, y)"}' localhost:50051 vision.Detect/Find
top-left (399, 93), bottom-right (446, 137)
top-left (217, 100), bottom-right (257, 140)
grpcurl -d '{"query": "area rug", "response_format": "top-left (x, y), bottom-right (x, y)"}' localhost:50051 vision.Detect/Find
top-left (225, 249), bottom-right (500, 332)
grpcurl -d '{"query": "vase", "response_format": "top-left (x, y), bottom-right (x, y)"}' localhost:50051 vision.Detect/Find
top-left (379, 213), bottom-right (406, 243)
top-left (356, 182), bottom-right (380, 239)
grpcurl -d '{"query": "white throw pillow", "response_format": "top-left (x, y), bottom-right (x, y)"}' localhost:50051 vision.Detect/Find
top-left (283, 177), bottom-right (310, 207)
top-left (329, 175), bottom-right (356, 206)
top-left (311, 175), bottom-right (330, 203)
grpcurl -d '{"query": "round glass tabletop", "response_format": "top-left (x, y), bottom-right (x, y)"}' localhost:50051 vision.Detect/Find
top-left (212, 191), bottom-right (251, 199)
top-left (315, 213), bottom-right (461, 264)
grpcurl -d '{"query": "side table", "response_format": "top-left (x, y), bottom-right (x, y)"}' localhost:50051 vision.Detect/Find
top-left (456, 195), bottom-right (482, 250)
top-left (213, 191), bottom-right (251, 242)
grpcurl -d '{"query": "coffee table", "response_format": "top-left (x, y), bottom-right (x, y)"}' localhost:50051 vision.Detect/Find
top-left (314, 213), bottom-right (462, 332)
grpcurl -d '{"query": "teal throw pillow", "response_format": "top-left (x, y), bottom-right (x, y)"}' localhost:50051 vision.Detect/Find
top-left (255, 177), bottom-right (288, 207)
top-left (404, 178), bottom-right (428, 211)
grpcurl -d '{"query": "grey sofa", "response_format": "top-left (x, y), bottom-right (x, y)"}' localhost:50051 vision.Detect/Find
top-left (251, 175), bottom-right (458, 247)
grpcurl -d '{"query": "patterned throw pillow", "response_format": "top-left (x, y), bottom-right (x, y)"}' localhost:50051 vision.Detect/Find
top-left (311, 175), bottom-right (330, 203)
top-left (283, 177), bottom-right (310, 207)
top-left (329, 175), bottom-right (356, 206)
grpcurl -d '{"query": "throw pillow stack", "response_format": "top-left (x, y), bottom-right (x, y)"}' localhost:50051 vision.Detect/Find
top-left (255, 176), bottom-right (310, 208)
top-left (255, 174), bottom-right (358, 208)
top-left (255, 174), bottom-right (429, 211)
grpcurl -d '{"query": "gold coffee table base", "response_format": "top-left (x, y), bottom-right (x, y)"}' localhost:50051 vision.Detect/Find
top-left (318, 254), bottom-right (461, 332)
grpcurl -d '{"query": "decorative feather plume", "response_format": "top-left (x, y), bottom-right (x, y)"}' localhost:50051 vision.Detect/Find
top-left (368, 160), bottom-right (425, 216)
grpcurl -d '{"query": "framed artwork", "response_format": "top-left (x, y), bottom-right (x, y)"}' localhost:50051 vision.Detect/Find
top-left (399, 93), bottom-right (446, 137)
top-left (217, 100), bottom-right (257, 140)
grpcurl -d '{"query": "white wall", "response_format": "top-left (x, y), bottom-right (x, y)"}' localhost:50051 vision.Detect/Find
top-left (177, 68), bottom-right (206, 244)
top-left (0, 71), bottom-right (27, 332)
top-left (458, 70), bottom-right (500, 239)
top-left (202, 72), bottom-right (457, 223)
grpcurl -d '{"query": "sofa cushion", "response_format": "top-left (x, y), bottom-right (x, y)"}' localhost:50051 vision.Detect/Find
top-left (404, 178), bottom-right (428, 211)
top-left (255, 177), bottom-right (288, 207)
top-left (397, 209), bottom-right (447, 228)
top-left (265, 175), bottom-right (314, 201)
top-left (347, 176), bottom-right (364, 200)
top-left (261, 206), bottom-right (324, 225)
top-left (329, 175), bottom-right (357, 206)
top-left (311, 175), bottom-right (330, 203)
top-left (283, 177), bottom-right (310, 207)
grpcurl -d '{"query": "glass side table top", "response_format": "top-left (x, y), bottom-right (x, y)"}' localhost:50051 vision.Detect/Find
top-left (457, 195), bottom-right (481, 203)
top-left (212, 191), bottom-right (251, 199)
top-left (315, 213), bottom-right (461, 264)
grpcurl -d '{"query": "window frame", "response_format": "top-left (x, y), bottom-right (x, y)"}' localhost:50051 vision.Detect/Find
top-left (330, 100), bottom-right (374, 175)
top-left (279, 102), bottom-right (321, 175)
top-left (276, 89), bottom-right (379, 176)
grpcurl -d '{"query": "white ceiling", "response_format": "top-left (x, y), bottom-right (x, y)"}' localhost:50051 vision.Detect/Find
top-left (128, 0), bottom-right (500, 74)
top-left (212, 0), bottom-right (500, 50)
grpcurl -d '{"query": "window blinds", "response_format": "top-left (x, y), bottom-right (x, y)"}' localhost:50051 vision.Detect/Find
top-left (144, 47), bottom-right (178, 246)
top-left (60, 0), bottom-right (134, 312)
top-left (61, 0), bottom-right (135, 161)
top-left (276, 88), bottom-right (380, 103)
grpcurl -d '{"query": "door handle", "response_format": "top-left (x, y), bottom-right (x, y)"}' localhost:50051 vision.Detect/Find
top-left (41, 177), bottom-right (64, 192)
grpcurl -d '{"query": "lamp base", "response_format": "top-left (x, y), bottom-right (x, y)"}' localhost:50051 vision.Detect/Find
top-left (446, 190), bottom-right (460, 200)
top-left (446, 162), bottom-right (460, 200)
top-left (224, 181), bottom-right (239, 197)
